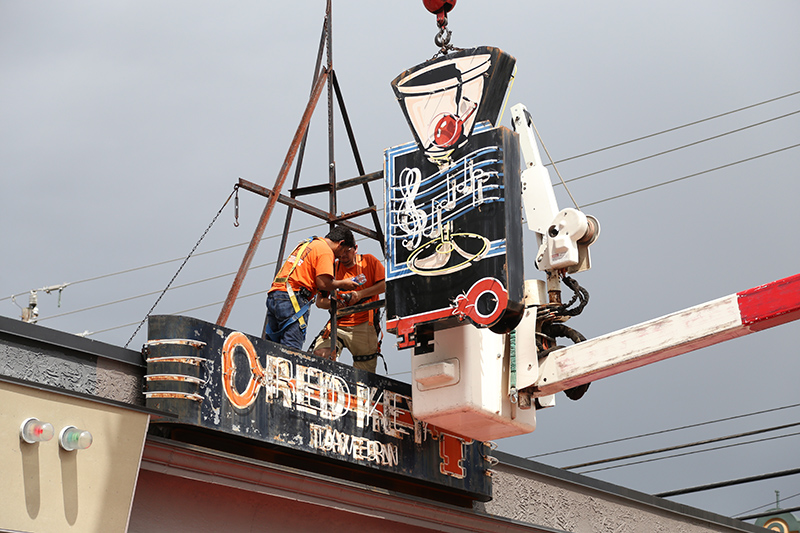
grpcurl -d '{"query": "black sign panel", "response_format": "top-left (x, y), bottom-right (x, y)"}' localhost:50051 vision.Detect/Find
top-left (384, 125), bottom-right (524, 349)
top-left (144, 315), bottom-right (492, 501)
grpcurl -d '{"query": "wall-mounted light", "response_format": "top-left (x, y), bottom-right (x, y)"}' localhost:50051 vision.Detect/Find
top-left (59, 426), bottom-right (93, 451)
top-left (20, 417), bottom-right (55, 444)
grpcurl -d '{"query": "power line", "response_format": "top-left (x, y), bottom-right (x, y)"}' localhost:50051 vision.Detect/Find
top-left (562, 421), bottom-right (800, 470)
top-left (26, 141), bottom-right (799, 344)
top-left (36, 262), bottom-right (273, 322)
top-left (735, 490), bottom-right (800, 517)
top-left (50, 140), bottom-right (800, 343)
top-left (81, 289), bottom-right (265, 338)
top-left (7, 95), bottom-right (797, 309)
top-left (737, 505), bottom-right (800, 522)
top-left (13, 97), bottom-right (800, 347)
top-left (1, 219), bottom-right (328, 304)
top-left (2, 239), bottom-right (238, 304)
top-left (39, 140), bottom-right (800, 327)
top-left (561, 109), bottom-right (800, 185)
top-left (526, 402), bottom-right (800, 459)
top-left (655, 468), bottom-right (800, 498)
top-left (7, 93), bottom-right (799, 305)
top-left (578, 430), bottom-right (800, 474)
top-left (10, 207), bottom-right (389, 326)
top-left (549, 89), bottom-right (800, 165)
top-left (582, 142), bottom-right (800, 208)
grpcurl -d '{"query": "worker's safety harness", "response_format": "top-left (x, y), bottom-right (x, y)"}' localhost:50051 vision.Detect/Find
top-left (264, 237), bottom-right (317, 342)
top-left (312, 255), bottom-right (387, 372)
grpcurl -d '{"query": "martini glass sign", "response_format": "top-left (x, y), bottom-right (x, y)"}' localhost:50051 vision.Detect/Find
top-left (385, 47), bottom-right (523, 349)
top-left (393, 53), bottom-right (491, 165)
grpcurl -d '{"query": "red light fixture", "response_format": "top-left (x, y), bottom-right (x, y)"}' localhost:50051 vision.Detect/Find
top-left (20, 417), bottom-right (55, 444)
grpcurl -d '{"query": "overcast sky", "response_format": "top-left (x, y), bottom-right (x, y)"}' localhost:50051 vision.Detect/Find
top-left (2, 0), bottom-right (799, 521)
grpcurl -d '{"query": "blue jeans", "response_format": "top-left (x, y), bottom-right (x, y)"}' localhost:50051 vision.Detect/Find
top-left (265, 291), bottom-right (311, 350)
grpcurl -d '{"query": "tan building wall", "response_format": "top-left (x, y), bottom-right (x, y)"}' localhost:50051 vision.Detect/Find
top-left (0, 379), bottom-right (150, 533)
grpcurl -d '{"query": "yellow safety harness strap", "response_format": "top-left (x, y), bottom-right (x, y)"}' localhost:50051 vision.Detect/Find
top-left (273, 237), bottom-right (316, 329)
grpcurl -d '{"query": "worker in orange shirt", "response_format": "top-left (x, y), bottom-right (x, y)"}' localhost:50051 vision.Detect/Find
top-left (312, 243), bottom-right (386, 372)
top-left (265, 226), bottom-right (359, 350)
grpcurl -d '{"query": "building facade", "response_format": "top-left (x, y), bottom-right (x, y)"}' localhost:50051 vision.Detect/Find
top-left (1, 315), bottom-right (766, 533)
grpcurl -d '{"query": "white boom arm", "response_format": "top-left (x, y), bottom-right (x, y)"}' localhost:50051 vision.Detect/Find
top-left (510, 103), bottom-right (599, 274)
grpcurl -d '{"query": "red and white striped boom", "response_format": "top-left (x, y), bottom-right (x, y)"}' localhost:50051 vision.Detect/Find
top-left (534, 274), bottom-right (800, 397)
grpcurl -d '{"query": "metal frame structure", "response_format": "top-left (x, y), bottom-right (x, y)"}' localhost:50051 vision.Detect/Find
top-left (215, 1), bottom-right (385, 352)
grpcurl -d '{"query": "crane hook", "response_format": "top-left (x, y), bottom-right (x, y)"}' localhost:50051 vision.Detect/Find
top-left (423, 0), bottom-right (457, 26)
top-left (423, 0), bottom-right (457, 54)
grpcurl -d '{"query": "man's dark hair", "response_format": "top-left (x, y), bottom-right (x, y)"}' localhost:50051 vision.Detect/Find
top-left (325, 226), bottom-right (356, 248)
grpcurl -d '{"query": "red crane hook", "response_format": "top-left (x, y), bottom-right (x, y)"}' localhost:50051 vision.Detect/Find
top-left (423, 0), bottom-right (456, 27)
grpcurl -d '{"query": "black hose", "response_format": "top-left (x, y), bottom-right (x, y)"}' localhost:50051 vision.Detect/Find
top-left (539, 323), bottom-right (591, 401)
top-left (544, 322), bottom-right (586, 344)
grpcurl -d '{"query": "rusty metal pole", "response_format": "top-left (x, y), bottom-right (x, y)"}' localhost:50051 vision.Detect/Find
top-left (325, 0), bottom-right (340, 355)
top-left (216, 67), bottom-right (329, 327)
top-left (272, 16), bottom-right (329, 281)
top-left (331, 70), bottom-right (385, 251)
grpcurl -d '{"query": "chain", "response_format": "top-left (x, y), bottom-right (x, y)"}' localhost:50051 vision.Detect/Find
top-left (125, 184), bottom-right (240, 349)
top-left (431, 16), bottom-right (463, 58)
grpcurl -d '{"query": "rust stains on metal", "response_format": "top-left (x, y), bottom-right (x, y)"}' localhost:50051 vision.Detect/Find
top-left (217, 68), bottom-right (330, 327)
top-left (237, 178), bottom-right (380, 241)
top-left (145, 356), bottom-right (207, 366)
top-left (144, 391), bottom-right (204, 402)
top-left (144, 338), bottom-right (207, 349)
top-left (145, 374), bottom-right (206, 385)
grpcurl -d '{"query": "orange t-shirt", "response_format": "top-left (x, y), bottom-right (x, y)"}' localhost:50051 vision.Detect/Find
top-left (336, 253), bottom-right (385, 327)
top-left (269, 238), bottom-right (334, 297)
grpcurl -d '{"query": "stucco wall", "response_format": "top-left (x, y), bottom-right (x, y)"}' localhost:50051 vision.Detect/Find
top-left (0, 337), bottom-right (98, 392)
top-left (0, 318), bottom-right (143, 405)
top-left (481, 457), bottom-right (762, 533)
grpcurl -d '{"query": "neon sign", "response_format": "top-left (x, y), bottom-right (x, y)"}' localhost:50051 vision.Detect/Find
top-left (144, 315), bottom-right (491, 499)
top-left (385, 47), bottom-right (524, 350)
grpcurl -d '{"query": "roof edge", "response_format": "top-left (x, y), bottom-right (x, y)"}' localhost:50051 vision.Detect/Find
top-left (0, 314), bottom-right (144, 368)
top-left (493, 451), bottom-right (765, 533)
